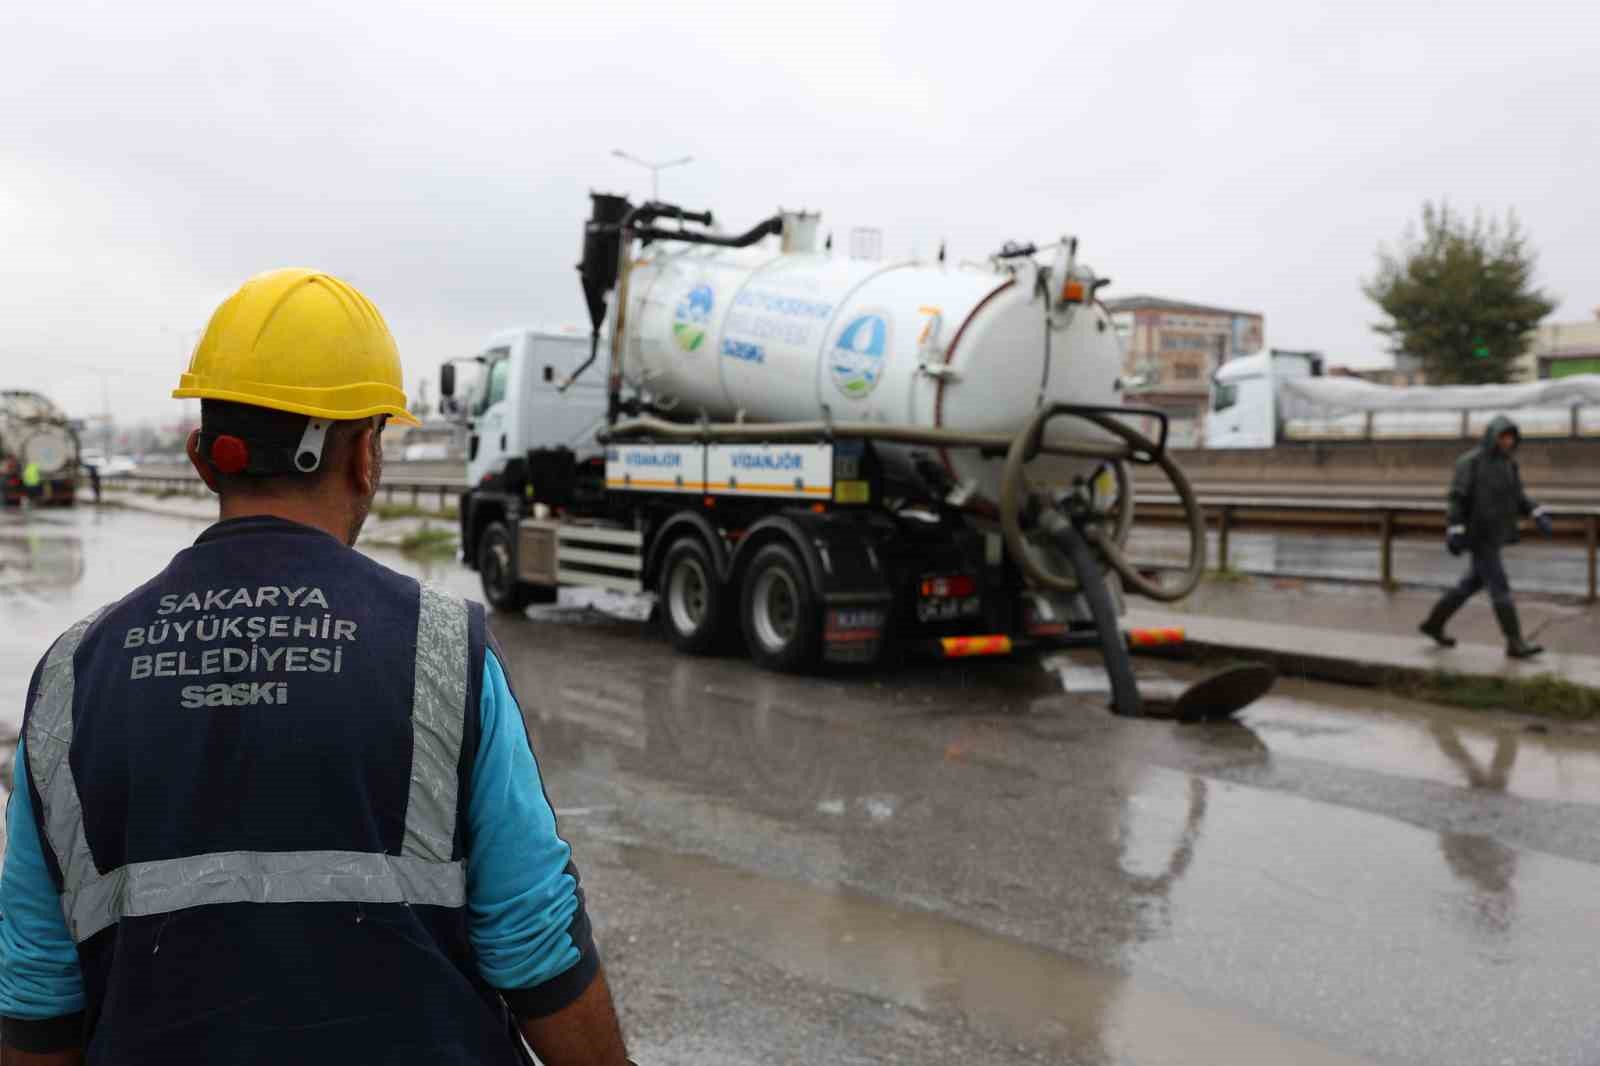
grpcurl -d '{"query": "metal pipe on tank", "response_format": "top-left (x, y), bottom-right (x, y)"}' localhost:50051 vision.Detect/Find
top-left (601, 415), bottom-right (1132, 462)
top-left (589, 201), bottom-right (783, 423)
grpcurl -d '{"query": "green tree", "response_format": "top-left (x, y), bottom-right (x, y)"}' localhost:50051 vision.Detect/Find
top-left (1363, 202), bottom-right (1555, 384)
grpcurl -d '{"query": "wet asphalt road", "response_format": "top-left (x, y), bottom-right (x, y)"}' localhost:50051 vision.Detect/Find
top-left (5, 505), bottom-right (1600, 1065)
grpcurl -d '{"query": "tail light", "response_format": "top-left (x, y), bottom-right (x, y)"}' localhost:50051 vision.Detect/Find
top-left (919, 574), bottom-right (977, 598)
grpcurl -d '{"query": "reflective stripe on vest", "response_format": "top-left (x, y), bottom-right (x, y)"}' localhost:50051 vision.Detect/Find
top-left (25, 585), bottom-right (471, 943)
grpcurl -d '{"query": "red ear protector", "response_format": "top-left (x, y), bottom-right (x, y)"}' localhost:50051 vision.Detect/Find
top-left (209, 435), bottom-right (250, 475)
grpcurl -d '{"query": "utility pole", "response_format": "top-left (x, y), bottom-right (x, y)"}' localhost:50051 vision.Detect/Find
top-left (611, 149), bottom-right (693, 202)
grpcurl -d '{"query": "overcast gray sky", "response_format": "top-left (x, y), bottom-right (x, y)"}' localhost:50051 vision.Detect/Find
top-left (3, 0), bottom-right (1596, 425)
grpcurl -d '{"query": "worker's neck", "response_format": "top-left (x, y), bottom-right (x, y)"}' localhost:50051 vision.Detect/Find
top-left (217, 493), bottom-right (353, 546)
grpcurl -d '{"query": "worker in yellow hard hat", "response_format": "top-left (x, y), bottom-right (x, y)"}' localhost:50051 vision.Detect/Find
top-left (0, 269), bottom-right (631, 1066)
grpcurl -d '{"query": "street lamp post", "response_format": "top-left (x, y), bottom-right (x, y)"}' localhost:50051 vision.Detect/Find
top-left (611, 149), bottom-right (693, 203)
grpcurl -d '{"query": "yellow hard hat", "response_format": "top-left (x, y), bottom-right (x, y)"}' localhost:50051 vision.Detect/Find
top-left (173, 268), bottom-right (420, 426)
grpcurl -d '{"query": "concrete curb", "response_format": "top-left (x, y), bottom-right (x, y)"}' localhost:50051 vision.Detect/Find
top-left (1133, 635), bottom-right (1446, 692)
top-left (1124, 610), bottom-right (1600, 706)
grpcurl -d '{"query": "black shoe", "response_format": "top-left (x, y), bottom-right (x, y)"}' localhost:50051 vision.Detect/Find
top-left (1419, 620), bottom-right (1457, 648)
top-left (1420, 589), bottom-right (1468, 647)
top-left (1493, 603), bottom-right (1544, 659)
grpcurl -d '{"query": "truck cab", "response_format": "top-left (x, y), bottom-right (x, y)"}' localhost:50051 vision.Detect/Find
top-left (463, 327), bottom-right (608, 486)
top-left (1205, 349), bottom-right (1321, 449)
top-left (448, 327), bottom-right (608, 609)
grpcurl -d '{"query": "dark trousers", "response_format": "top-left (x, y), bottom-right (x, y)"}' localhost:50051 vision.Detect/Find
top-left (1451, 544), bottom-right (1513, 608)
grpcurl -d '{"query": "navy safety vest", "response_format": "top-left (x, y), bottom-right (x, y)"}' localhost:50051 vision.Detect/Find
top-left (23, 517), bottom-right (528, 1065)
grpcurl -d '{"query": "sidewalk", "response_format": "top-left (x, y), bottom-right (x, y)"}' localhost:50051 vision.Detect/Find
top-left (1126, 575), bottom-right (1600, 694)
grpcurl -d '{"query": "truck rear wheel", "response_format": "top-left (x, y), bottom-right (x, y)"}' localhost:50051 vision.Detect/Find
top-left (740, 543), bottom-right (820, 673)
top-left (477, 520), bottom-right (553, 612)
top-left (658, 536), bottom-right (726, 654)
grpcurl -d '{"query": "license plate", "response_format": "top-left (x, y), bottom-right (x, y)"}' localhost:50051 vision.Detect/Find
top-left (916, 596), bottom-right (980, 623)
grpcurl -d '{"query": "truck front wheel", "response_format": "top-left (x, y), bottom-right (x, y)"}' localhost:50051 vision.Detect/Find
top-left (477, 520), bottom-right (553, 612)
top-left (658, 536), bottom-right (726, 654)
top-left (740, 543), bottom-right (821, 673)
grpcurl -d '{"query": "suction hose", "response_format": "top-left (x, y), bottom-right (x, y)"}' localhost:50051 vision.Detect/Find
top-left (1000, 405), bottom-right (1205, 602)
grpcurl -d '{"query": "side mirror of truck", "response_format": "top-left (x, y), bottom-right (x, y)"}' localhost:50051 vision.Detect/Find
top-left (440, 363), bottom-right (455, 398)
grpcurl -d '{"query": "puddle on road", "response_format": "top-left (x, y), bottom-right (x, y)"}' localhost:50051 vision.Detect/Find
top-left (1049, 646), bottom-right (1600, 808)
top-left (0, 527), bottom-right (86, 592)
top-left (1244, 684), bottom-right (1600, 807)
top-left (621, 843), bottom-right (1378, 1065)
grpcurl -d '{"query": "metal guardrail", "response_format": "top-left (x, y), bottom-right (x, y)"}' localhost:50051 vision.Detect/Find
top-left (111, 471), bottom-right (464, 511)
top-left (110, 471), bottom-right (1600, 603)
top-left (1137, 494), bottom-right (1600, 603)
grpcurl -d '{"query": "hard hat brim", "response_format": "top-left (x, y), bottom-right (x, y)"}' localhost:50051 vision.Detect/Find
top-left (173, 376), bottom-right (422, 427)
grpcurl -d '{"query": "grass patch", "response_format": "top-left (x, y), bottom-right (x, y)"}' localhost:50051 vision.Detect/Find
top-left (374, 502), bottom-right (458, 521)
top-left (398, 523), bottom-right (458, 558)
top-left (1206, 565), bottom-right (1249, 584)
top-left (1401, 670), bottom-right (1600, 722)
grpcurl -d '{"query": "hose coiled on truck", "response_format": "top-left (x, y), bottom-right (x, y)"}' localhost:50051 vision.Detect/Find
top-left (999, 405), bottom-right (1205, 603)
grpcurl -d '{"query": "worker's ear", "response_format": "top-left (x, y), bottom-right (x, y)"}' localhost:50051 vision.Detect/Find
top-left (349, 421), bottom-right (380, 499)
top-left (186, 430), bottom-right (222, 495)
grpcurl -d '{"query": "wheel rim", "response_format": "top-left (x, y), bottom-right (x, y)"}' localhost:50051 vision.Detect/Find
top-left (751, 566), bottom-right (800, 652)
top-left (668, 555), bottom-right (710, 635)
top-left (485, 535), bottom-right (512, 598)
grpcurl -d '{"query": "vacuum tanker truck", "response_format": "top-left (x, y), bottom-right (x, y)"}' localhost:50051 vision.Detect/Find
top-left (2, 390), bottom-right (80, 506)
top-left (448, 195), bottom-right (1233, 717)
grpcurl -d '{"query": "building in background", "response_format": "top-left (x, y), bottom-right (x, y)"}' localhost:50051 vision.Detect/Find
top-left (1517, 307), bottom-right (1600, 380)
top-left (1105, 295), bottom-right (1265, 445)
top-left (1386, 353), bottom-right (1426, 386)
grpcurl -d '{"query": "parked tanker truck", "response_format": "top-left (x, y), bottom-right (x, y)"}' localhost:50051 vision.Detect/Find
top-left (446, 195), bottom-right (1259, 719)
top-left (2, 390), bottom-right (80, 506)
top-left (1205, 349), bottom-right (1600, 448)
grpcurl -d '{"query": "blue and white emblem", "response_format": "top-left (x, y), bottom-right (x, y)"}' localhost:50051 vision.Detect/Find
top-left (829, 312), bottom-right (890, 399)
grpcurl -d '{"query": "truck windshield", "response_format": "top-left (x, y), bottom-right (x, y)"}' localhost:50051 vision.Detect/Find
top-left (474, 348), bottom-right (512, 416)
top-left (1212, 382), bottom-right (1239, 412)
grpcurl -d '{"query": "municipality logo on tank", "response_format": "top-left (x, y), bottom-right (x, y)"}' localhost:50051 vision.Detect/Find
top-left (672, 283), bottom-right (715, 353)
top-left (830, 311), bottom-right (891, 399)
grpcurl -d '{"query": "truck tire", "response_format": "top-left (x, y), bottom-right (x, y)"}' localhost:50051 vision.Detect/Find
top-left (658, 536), bottom-right (725, 654)
top-left (740, 543), bottom-right (821, 673)
top-left (477, 521), bottom-right (550, 612)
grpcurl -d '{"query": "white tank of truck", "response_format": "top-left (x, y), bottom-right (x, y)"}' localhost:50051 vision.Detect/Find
top-left (2, 390), bottom-right (81, 502)
top-left (615, 223), bottom-right (1124, 504)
